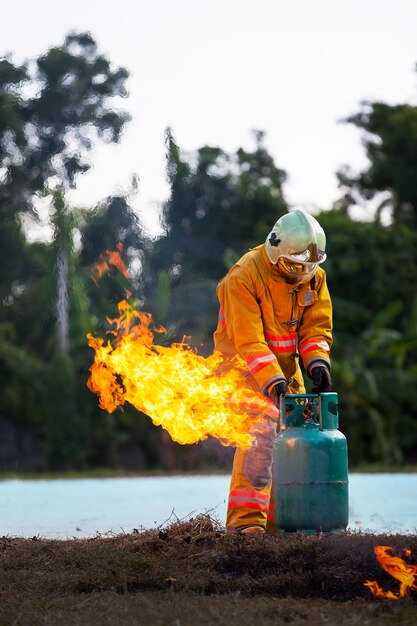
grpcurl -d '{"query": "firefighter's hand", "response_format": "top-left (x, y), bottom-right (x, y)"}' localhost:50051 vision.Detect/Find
top-left (267, 380), bottom-right (287, 408)
top-left (311, 366), bottom-right (332, 393)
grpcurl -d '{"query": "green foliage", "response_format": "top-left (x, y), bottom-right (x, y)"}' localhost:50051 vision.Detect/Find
top-left (0, 33), bottom-right (129, 215)
top-left (318, 209), bottom-right (417, 465)
top-left (319, 210), bottom-right (417, 334)
top-left (0, 33), bottom-right (132, 470)
top-left (157, 128), bottom-right (287, 283)
top-left (330, 306), bottom-right (417, 465)
top-left (338, 90), bottom-right (417, 226)
top-left (2, 33), bottom-right (417, 471)
top-left (146, 129), bottom-right (289, 345)
top-left (78, 194), bottom-right (147, 337)
top-left (43, 357), bottom-right (86, 469)
top-left (0, 323), bottom-right (45, 428)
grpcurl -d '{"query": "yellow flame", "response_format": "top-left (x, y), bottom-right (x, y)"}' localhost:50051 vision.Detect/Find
top-left (364, 545), bottom-right (417, 599)
top-left (87, 299), bottom-right (277, 448)
top-left (92, 243), bottom-right (130, 285)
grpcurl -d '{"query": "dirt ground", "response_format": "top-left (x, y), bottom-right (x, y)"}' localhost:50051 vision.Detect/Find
top-left (1, 516), bottom-right (416, 625)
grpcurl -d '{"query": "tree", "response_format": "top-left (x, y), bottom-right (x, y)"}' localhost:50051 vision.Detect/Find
top-left (337, 77), bottom-right (417, 226)
top-left (316, 208), bottom-right (417, 465)
top-left (0, 58), bottom-right (30, 305)
top-left (318, 209), bottom-right (417, 335)
top-left (78, 193), bottom-right (148, 338)
top-left (0, 31), bottom-right (131, 348)
top-left (145, 129), bottom-right (289, 346)
top-left (331, 299), bottom-right (417, 466)
top-left (0, 33), bottom-right (133, 469)
top-left (157, 128), bottom-right (287, 281)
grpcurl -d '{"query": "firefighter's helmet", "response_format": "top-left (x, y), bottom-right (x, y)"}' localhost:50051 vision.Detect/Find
top-left (265, 210), bottom-right (326, 284)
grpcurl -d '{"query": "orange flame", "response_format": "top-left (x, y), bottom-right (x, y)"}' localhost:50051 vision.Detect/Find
top-left (93, 243), bottom-right (130, 285)
top-left (364, 546), bottom-right (417, 599)
top-left (87, 299), bottom-right (278, 448)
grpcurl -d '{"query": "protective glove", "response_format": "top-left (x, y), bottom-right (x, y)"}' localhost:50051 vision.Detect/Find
top-left (267, 380), bottom-right (287, 409)
top-left (311, 365), bottom-right (332, 393)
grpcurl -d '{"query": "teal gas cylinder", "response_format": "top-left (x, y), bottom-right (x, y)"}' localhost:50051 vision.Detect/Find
top-left (273, 392), bottom-right (348, 534)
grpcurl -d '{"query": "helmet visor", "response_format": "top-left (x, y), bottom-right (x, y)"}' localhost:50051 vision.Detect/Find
top-left (279, 258), bottom-right (318, 276)
top-left (287, 245), bottom-right (326, 264)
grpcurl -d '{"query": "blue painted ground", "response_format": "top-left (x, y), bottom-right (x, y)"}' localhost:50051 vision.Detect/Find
top-left (0, 473), bottom-right (416, 538)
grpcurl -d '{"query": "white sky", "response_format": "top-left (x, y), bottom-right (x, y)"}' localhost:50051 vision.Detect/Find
top-left (3, 0), bottom-right (417, 234)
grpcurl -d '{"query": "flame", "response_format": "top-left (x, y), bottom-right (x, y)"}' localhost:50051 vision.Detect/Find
top-left (364, 545), bottom-right (417, 599)
top-left (93, 243), bottom-right (130, 285)
top-left (87, 298), bottom-right (278, 448)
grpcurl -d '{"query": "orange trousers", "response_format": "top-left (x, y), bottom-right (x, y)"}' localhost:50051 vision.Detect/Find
top-left (226, 380), bottom-right (304, 532)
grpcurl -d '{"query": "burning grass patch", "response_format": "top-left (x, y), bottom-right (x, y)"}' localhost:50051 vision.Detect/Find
top-left (1, 516), bottom-right (416, 625)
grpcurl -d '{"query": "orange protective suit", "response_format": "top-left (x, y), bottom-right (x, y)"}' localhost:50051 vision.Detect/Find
top-left (213, 244), bottom-right (333, 531)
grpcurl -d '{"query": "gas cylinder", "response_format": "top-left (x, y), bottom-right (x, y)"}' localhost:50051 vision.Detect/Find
top-left (273, 392), bottom-right (348, 534)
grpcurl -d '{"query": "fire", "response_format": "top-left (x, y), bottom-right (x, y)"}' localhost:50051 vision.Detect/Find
top-left (364, 545), bottom-right (417, 599)
top-left (87, 298), bottom-right (278, 448)
top-left (92, 243), bottom-right (130, 285)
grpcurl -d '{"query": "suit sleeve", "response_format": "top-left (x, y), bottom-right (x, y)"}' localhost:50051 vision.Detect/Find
top-left (298, 271), bottom-right (333, 373)
top-left (219, 269), bottom-right (286, 392)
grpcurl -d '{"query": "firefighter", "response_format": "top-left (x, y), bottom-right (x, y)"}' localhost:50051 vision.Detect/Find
top-left (213, 209), bottom-right (332, 534)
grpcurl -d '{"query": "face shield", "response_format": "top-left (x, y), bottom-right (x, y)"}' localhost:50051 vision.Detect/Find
top-left (277, 243), bottom-right (326, 284)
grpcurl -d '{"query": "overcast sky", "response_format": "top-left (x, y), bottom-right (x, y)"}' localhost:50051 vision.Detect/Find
top-left (3, 0), bottom-right (417, 234)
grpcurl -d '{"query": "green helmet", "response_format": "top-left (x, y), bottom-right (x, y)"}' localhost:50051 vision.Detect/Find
top-left (265, 209), bottom-right (326, 284)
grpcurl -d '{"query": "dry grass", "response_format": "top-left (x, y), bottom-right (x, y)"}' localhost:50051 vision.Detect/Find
top-left (1, 515), bottom-right (416, 625)
top-left (1, 592), bottom-right (417, 626)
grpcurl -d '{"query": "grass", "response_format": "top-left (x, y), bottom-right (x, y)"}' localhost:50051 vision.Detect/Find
top-left (1, 515), bottom-right (416, 625)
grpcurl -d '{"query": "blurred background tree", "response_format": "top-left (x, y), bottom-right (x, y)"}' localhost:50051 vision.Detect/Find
top-left (0, 32), bottom-right (133, 469)
top-left (337, 93), bottom-right (417, 227)
top-left (1, 33), bottom-right (417, 471)
top-left (144, 128), bottom-right (289, 348)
